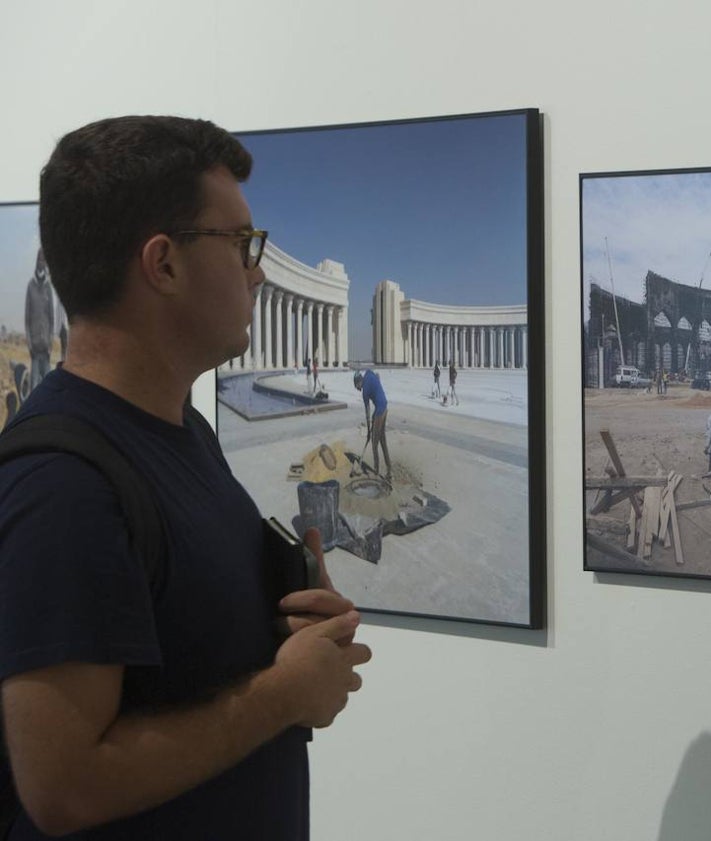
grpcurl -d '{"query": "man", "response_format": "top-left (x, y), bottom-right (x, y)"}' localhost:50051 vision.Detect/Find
top-left (448, 360), bottom-right (459, 406)
top-left (353, 369), bottom-right (392, 481)
top-left (0, 116), bottom-right (370, 840)
top-left (312, 356), bottom-right (320, 394)
top-left (433, 360), bottom-right (441, 398)
top-left (24, 247), bottom-right (54, 390)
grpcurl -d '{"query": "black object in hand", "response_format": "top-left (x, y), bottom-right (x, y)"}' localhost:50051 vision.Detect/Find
top-left (263, 517), bottom-right (320, 602)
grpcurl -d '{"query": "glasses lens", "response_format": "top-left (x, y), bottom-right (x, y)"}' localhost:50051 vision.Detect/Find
top-left (246, 233), bottom-right (264, 268)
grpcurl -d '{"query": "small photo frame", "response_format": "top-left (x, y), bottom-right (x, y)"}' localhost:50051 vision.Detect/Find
top-left (581, 166), bottom-right (711, 579)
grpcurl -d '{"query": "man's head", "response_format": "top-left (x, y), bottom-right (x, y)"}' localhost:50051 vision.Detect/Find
top-left (39, 116), bottom-right (253, 319)
top-left (34, 248), bottom-right (48, 284)
top-left (353, 371), bottom-right (364, 391)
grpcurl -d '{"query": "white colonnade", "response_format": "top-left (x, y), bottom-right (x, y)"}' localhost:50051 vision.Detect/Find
top-left (373, 279), bottom-right (527, 369)
top-left (235, 242), bottom-right (350, 371)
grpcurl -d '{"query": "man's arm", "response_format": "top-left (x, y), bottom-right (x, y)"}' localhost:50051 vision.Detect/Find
top-left (2, 612), bottom-right (370, 837)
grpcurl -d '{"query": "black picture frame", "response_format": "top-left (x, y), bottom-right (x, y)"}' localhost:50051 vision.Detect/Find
top-left (214, 109), bottom-right (546, 627)
top-left (581, 165), bottom-right (711, 580)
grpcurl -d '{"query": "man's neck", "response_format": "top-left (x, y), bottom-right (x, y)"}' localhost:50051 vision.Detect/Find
top-left (63, 321), bottom-right (193, 426)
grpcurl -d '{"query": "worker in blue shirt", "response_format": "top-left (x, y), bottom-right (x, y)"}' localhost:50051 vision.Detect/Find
top-left (353, 369), bottom-right (392, 482)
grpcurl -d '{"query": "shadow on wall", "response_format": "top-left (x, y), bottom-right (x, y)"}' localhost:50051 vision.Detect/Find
top-left (658, 732), bottom-right (711, 841)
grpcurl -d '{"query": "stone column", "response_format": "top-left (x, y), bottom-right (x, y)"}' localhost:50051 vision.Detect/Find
top-left (407, 321), bottom-right (413, 366)
top-left (273, 290), bottom-right (284, 368)
top-left (522, 326), bottom-right (528, 369)
top-left (252, 287), bottom-right (262, 370)
top-left (325, 305), bottom-right (334, 367)
top-left (337, 306), bottom-right (348, 366)
top-left (263, 286), bottom-right (273, 369)
top-left (285, 294), bottom-right (294, 368)
top-left (487, 327), bottom-right (494, 368)
top-left (295, 299), bottom-right (304, 369)
top-left (306, 302), bottom-right (314, 366)
top-left (315, 303), bottom-right (324, 368)
top-left (497, 327), bottom-right (504, 369)
top-left (508, 328), bottom-right (515, 368)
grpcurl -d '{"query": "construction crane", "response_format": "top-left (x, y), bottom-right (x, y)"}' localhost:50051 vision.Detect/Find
top-left (605, 237), bottom-right (625, 365)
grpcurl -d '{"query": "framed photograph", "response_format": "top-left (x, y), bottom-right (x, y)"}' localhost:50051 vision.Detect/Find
top-left (581, 166), bottom-right (711, 579)
top-left (218, 109), bottom-right (545, 627)
top-left (0, 202), bottom-right (67, 429)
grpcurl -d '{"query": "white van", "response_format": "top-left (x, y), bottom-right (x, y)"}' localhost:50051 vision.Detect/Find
top-left (614, 366), bottom-right (640, 387)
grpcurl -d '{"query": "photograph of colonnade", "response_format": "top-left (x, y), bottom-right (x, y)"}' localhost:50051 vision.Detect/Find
top-left (216, 110), bottom-right (545, 627)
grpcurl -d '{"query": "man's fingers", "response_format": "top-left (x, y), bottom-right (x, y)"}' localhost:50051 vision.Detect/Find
top-left (303, 610), bottom-right (360, 641)
top-left (344, 642), bottom-right (372, 667)
top-left (302, 528), bottom-right (335, 591)
top-left (279, 588), bottom-right (352, 616)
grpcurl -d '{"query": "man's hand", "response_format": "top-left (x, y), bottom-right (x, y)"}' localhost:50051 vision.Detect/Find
top-left (274, 611), bottom-right (371, 728)
top-left (277, 528), bottom-right (355, 643)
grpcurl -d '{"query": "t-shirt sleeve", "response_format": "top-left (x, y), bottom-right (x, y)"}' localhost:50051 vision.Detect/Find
top-left (0, 453), bottom-right (162, 682)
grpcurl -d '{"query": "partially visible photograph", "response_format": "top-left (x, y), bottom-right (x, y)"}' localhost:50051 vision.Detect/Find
top-left (581, 167), bottom-right (711, 579)
top-left (218, 110), bottom-right (545, 627)
top-left (0, 203), bottom-right (67, 429)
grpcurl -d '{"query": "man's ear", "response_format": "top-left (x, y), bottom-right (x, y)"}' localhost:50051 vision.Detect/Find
top-left (139, 234), bottom-right (180, 295)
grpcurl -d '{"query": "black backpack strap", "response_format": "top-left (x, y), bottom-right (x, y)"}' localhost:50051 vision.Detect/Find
top-left (0, 414), bottom-right (165, 595)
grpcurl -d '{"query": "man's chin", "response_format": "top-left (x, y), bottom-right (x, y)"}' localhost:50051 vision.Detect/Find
top-left (221, 337), bottom-right (250, 365)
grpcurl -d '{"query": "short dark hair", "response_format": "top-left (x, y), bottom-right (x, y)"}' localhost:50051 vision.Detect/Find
top-left (39, 115), bottom-right (252, 318)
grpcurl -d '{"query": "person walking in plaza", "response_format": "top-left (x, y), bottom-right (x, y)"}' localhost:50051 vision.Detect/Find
top-left (353, 369), bottom-right (393, 482)
top-left (312, 356), bottom-right (321, 394)
top-left (0, 115), bottom-right (371, 840)
top-left (448, 360), bottom-right (459, 406)
top-left (433, 360), bottom-right (441, 398)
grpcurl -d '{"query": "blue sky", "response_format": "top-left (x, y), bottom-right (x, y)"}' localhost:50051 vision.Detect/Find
top-left (237, 112), bottom-right (531, 359)
top-left (582, 170), bottom-right (711, 321)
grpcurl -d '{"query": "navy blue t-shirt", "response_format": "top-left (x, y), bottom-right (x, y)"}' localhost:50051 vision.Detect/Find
top-left (0, 369), bottom-right (308, 840)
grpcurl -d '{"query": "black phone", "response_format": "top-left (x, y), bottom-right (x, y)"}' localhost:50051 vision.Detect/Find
top-left (263, 517), bottom-right (320, 602)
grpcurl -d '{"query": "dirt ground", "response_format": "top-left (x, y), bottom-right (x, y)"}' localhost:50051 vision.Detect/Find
top-left (585, 383), bottom-right (711, 576)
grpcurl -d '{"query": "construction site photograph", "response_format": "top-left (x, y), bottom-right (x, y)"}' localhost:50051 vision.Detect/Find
top-left (581, 166), bottom-right (711, 578)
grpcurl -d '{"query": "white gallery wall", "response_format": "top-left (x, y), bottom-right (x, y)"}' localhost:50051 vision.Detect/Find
top-left (2, 2), bottom-right (711, 838)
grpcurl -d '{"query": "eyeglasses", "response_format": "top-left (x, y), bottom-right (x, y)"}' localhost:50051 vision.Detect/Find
top-left (169, 228), bottom-right (269, 269)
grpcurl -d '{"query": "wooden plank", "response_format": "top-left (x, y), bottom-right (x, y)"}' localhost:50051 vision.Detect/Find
top-left (627, 506), bottom-right (637, 550)
top-left (638, 486), bottom-right (652, 559)
top-left (676, 498), bottom-right (711, 511)
top-left (648, 485), bottom-right (662, 539)
top-left (658, 474), bottom-right (673, 543)
top-left (587, 533), bottom-right (648, 567)
top-left (599, 429), bottom-right (643, 517)
top-left (669, 493), bottom-right (684, 565)
top-left (586, 477), bottom-right (667, 490)
top-left (659, 473), bottom-right (682, 544)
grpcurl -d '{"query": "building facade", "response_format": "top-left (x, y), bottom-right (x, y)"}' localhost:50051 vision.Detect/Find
top-left (585, 271), bottom-right (711, 387)
top-left (233, 242), bottom-right (350, 370)
top-left (372, 279), bottom-right (528, 369)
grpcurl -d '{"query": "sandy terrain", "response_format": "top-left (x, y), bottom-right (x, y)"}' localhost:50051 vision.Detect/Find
top-left (584, 383), bottom-right (711, 576)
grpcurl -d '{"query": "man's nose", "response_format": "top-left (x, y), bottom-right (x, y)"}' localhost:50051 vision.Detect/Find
top-left (250, 265), bottom-right (266, 287)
